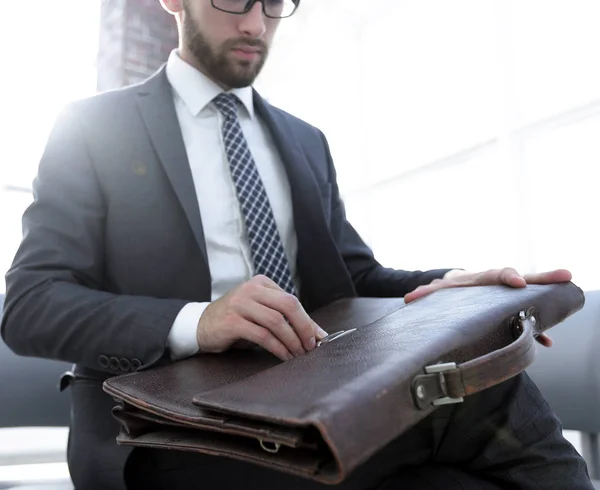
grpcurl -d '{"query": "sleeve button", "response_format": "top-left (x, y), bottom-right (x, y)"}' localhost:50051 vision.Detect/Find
top-left (109, 357), bottom-right (120, 370)
top-left (119, 358), bottom-right (131, 372)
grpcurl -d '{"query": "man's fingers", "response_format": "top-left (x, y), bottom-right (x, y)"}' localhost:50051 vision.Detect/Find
top-left (242, 302), bottom-right (306, 357)
top-left (523, 269), bottom-right (572, 285)
top-left (404, 284), bottom-right (439, 303)
top-left (405, 271), bottom-right (481, 302)
top-left (536, 334), bottom-right (553, 348)
top-left (497, 268), bottom-right (527, 288)
top-left (252, 275), bottom-right (328, 350)
top-left (315, 324), bottom-right (329, 340)
top-left (406, 268), bottom-right (524, 303)
top-left (253, 276), bottom-right (328, 340)
top-left (243, 277), bottom-right (327, 351)
top-left (251, 286), bottom-right (318, 352)
top-left (201, 277), bottom-right (328, 359)
top-left (236, 319), bottom-right (295, 361)
top-left (253, 274), bottom-right (285, 291)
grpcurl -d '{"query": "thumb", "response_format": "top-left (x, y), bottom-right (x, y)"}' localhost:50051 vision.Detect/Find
top-left (314, 322), bottom-right (328, 340)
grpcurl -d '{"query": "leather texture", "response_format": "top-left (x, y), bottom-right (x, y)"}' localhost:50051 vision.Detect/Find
top-left (103, 282), bottom-right (584, 485)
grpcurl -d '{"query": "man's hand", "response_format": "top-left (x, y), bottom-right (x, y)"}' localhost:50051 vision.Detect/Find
top-left (196, 275), bottom-right (328, 361)
top-left (403, 268), bottom-right (573, 348)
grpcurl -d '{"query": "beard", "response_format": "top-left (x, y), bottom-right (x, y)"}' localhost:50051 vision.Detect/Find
top-left (182, 8), bottom-right (269, 88)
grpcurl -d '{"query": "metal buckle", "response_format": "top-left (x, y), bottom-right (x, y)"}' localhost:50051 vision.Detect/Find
top-left (424, 362), bottom-right (464, 406)
top-left (511, 307), bottom-right (538, 340)
top-left (316, 329), bottom-right (357, 347)
top-left (259, 439), bottom-right (281, 454)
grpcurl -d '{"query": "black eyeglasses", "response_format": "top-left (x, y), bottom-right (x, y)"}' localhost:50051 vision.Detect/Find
top-left (211, 0), bottom-right (300, 19)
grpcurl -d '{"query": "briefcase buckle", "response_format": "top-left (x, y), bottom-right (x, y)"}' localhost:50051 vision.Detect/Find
top-left (259, 439), bottom-right (281, 454)
top-left (425, 362), bottom-right (465, 406)
top-left (412, 362), bottom-right (464, 409)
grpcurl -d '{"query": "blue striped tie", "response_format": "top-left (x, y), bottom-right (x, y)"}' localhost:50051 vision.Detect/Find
top-left (213, 93), bottom-right (296, 295)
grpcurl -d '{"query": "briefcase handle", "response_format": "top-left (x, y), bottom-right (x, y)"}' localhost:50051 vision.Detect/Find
top-left (412, 308), bottom-right (540, 409)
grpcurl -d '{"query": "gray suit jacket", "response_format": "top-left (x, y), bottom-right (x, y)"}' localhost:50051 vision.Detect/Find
top-left (1, 66), bottom-right (449, 489)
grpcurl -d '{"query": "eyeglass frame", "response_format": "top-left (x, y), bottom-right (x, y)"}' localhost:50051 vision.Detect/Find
top-left (210, 0), bottom-right (301, 19)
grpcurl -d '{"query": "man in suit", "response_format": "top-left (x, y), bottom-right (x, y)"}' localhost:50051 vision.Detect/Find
top-left (0, 0), bottom-right (594, 489)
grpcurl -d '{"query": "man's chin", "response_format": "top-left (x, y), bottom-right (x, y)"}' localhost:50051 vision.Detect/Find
top-left (217, 63), bottom-right (261, 89)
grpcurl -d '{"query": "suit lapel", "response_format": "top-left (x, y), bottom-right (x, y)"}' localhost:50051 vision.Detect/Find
top-left (136, 67), bottom-right (211, 286)
top-left (253, 93), bottom-right (356, 311)
top-left (134, 70), bottom-right (352, 309)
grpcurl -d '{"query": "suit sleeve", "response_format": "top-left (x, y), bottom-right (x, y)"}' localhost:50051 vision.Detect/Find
top-left (1, 104), bottom-right (188, 373)
top-left (318, 132), bottom-right (453, 297)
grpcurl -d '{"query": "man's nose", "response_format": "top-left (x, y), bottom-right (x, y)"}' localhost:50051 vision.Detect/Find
top-left (238, 1), bottom-right (267, 38)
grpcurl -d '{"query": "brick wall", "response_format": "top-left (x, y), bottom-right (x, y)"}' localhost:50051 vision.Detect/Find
top-left (97, 0), bottom-right (178, 92)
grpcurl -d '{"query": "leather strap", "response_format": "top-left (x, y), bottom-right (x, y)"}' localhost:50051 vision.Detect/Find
top-left (412, 310), bottom-right (540, 409)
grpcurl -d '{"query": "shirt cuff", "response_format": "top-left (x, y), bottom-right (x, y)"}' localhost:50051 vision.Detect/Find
top-left (167, 302), bottom-right (210, 360)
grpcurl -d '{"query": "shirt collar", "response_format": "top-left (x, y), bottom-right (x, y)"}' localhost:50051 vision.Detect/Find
top-left (165, 49), bottom-right (255, 119)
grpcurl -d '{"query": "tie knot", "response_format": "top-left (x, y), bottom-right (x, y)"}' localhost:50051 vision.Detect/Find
top-left (213, 93), bottom-right (239, 119)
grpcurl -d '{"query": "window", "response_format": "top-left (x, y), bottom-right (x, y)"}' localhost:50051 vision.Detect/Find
top-left (0, 1), bottom-right (100, 290)
top-left (257, 0), bottom-right (600, 289)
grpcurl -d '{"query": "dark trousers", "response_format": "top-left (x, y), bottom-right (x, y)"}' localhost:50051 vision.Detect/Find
top-left (124, 373), bottom-right (594, 490)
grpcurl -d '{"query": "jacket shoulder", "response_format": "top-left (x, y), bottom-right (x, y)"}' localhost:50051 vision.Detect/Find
top-left (69, 82), bottom-right (142, 116)
top-left (68, 67), bottom-right (165, 117)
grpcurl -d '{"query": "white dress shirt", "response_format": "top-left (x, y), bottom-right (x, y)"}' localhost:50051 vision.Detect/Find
top-left (165, 50), bottom-right (299, 360)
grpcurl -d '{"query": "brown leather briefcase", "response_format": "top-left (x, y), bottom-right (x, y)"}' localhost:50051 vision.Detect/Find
top-left (103, 282), bottom-right (584, 484)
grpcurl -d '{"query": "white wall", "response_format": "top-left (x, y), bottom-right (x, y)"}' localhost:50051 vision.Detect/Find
top-left (256, 0), bottom-right (600, 288)
top-left (0, 1), bottom-right (100, 286)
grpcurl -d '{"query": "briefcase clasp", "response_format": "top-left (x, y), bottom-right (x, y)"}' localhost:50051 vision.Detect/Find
top-left (424, 362), bottom-right (465, 406)
top-left (412, 362), bottom-right (464, 410)
top-left (317, 329), bottom-right (357, 347)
